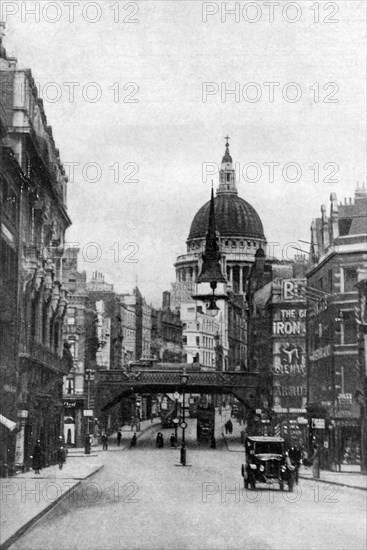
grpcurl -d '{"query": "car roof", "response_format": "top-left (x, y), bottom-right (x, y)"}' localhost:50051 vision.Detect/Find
top-left (246, 437), bottom-right (284, 443)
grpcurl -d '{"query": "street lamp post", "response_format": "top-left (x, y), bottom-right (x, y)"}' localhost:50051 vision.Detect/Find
top-left (180, 369), bottom-right (189, 466)
top-left (173, 392), bottom-right (179, 445)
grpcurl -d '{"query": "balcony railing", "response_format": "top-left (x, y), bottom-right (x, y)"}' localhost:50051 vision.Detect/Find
top-left (19, 338), bottom-right (68, 374)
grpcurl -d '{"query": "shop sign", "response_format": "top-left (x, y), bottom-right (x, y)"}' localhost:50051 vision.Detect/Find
top-left (309, 345), bottom-right (331, 362)
top-left (337, 393), bottom-right (353, 409)
top-left (83, 409), bottom-right (93, 417)
top-left (297, 417), bottom-right (308, 424)
top-left (281, 279), bottom-right (306, 302)
top-left (273, 320), bottom-right (303, 335)
top-left (311, 418), bottom-right (325, 429)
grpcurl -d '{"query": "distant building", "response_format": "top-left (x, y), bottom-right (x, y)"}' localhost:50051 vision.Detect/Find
top-left (62, 248), bottom-right (99, 446)
top-left (87, 271), bottom-right (123, 370)
top-left (120, 287), bottom-right (151, 362)
top-left (151, 292), bottom-right (183, 363)
top-left (180, 303), bottom-right (218, 369)
top-left (307, 187), bottom-right (367, 468)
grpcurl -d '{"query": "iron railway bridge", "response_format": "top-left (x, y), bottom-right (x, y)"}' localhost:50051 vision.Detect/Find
top-left (96, 366), bottom-right (258, 411)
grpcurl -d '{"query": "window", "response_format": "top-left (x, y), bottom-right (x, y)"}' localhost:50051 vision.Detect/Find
top-left (328, 269), bottom-right (333, 293)
top-left (344, 268), bottom-right (357, 292)
top-left (343, 312), bottom-right (356, 344)
top-left (196, 336), bottom-right (200, 346)
top-left (240, 241), bottom-right (244, 247)
top-left (183, 336), bottom-right (187, 345)
top-left (225, 240), bottom-right (229, 246)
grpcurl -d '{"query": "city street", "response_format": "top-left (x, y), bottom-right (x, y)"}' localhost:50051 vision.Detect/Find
top-left (9, 421), bottom-right (367, 550)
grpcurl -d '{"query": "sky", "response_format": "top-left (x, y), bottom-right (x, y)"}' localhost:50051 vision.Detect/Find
top-left (2, 0), bottom-right (366, 306)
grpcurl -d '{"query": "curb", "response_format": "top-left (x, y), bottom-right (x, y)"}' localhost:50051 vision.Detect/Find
top-left (298, 474), bottom-right (367, 492)
top-left (0, 465), bottom-right (104, 550)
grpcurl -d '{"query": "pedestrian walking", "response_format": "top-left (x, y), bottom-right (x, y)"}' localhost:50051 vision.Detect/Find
top-left (102, 434), bottom-right (108, 450)
top-left (312, 444), bottom-right (320, 480)
top-left (84, 434), bottom-right (91, 455)
top-left (210, 435), bottom-right (216, 449)
top-left (170, 433), bottom-right (176, 448)
top-left (225, 421), bottom-right (229, 434)
top-left (289, 446), bottom-right (301, 484)
top-left (117, 430), bottom-right (122, 447)
top-left (57, 442), bottom-right (67, 470)
top-left (32, 440), bottom-right (42, 474)
top-left (130, 433), bottom-right (137, 448)
top-left (227, 419), bottom-right (233, 434)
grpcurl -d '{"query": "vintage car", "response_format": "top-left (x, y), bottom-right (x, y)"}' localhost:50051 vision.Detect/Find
top-left (241, 436), bottom-right (295, 492)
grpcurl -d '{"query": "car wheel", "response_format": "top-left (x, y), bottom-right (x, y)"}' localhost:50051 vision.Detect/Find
top-left (244, 478), bottom-right (249, 489)
top-left (279, 481), bottom-right (284, 491)
top-left (288, 478), bottom-right (294, 492)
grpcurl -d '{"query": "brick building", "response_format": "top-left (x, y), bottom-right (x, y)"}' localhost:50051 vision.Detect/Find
top-left (307, 187), bottom-right (367, 468)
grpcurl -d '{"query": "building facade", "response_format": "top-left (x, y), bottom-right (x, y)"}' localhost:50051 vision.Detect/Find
top-left (247, 250), bottom-right (308, 443)
top-left (307, 187), bottom-right (367, 468)
top-left (151, 291), bottom-right (183, 363)
top-left (0, 34), bottom-right (72, 473)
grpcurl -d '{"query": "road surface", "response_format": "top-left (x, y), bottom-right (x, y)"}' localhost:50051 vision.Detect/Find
top-left (10, 420), bottom-right (366, 550)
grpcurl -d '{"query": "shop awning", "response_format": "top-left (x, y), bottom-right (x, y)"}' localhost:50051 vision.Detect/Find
top-left (0, 414), bottom-right (17, 431)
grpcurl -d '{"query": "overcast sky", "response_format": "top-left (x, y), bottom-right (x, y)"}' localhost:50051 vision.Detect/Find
top-left (3, 1), bottom-right (366, 306)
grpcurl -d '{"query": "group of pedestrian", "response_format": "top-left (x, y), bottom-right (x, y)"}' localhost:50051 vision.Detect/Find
top-left (32, 436), bottom-right (67, 474)
top-left (224, 419), bottom-right (233, 434)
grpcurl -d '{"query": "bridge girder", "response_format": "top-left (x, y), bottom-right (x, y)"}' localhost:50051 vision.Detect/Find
top-left (96, 370), bottom-right (258, 411)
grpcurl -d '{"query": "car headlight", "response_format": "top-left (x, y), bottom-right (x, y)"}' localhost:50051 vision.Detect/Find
top-left (260, 465), bottom-right (264, 472)
top-left (250, 464), bottom-right (257, 470)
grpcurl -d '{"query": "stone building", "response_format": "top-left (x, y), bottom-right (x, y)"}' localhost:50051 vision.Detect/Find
top-left (247, 250), bottom-right (308, 442)
top-left (151, 291), bottom-right (183, 363)
top-left (62, 248), bottom-right (99, 446)
top-left (307, 187), bottom-right (367, 468)
top-left (120, 287), bottom-right (151, 362)
top-left (120, 295), bottom-right (136, 364)
top-left (0, 32), bottom-right (72, 473)
top-left (87, 272), bottom-right (123, 370)
top-left (179, 302), bottom-right (218, 368)
top-left (173, 139), bottom-right (266, 370)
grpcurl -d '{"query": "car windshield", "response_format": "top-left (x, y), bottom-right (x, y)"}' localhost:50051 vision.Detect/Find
top-left (254, 442), bottom-right (283, 455)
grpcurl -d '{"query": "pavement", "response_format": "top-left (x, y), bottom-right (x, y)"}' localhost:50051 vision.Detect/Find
top-left (0, 418), bottom-right (160, 550)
